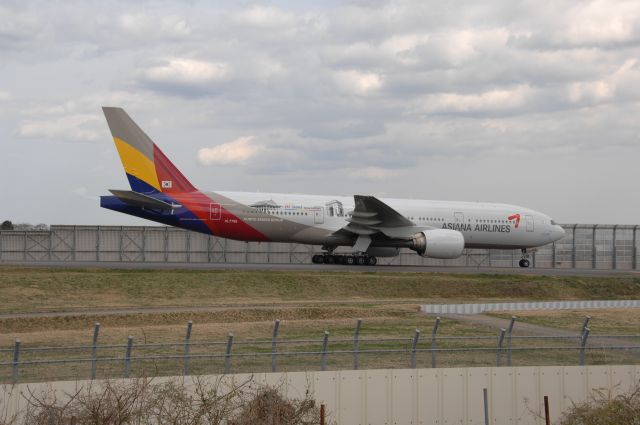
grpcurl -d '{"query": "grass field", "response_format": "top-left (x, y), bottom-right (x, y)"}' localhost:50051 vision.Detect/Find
top-left (2, 267), bottom-right (639, 313)
top-left (1, 266), bottom-right (638, 382)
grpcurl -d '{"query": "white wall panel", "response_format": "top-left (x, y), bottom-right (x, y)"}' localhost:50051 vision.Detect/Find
top-left (441, 368), bottom-right (465, 424)
top-left (2, 365), bottom-right (639, 425)
top-left (417, 369), bottom-right (440, 425)
top-left (466, 368), bottom-right (490, 424)
top-left (365, 370), bottom-right (390, 425)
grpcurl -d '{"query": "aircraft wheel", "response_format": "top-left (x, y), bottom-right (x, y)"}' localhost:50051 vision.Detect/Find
top-left (312, 255), bottom-right (322, 264)
top-left (346, 256), bottom-right (355, 265)
top-left (367, 256), bottom-right (377, 266)
top-left (324, 255), bottom-right (335, 264)
top-left (518, 259), bottom-right (530, 268)
top-left (356, 256), bottom-right (366, 265)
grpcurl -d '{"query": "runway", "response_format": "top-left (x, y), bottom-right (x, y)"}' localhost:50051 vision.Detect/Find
top-left (1, 261), bottom-right (638, 277)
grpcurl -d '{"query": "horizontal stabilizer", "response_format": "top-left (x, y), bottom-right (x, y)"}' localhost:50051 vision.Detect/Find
top-left (109, 190), bottom-right (181, 211)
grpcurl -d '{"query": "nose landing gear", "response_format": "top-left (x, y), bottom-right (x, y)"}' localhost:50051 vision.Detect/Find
top-left (519, 249), bottom-right (531, 268)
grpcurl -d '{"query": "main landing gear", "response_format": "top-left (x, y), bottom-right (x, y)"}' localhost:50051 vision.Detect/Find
top-left (518, 249), bottom-right (530, 268)
top-left (311, 254), bottom-right (378, 266)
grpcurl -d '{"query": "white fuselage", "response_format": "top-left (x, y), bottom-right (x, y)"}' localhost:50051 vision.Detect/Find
top-left (217, 191), bottom-right (565, 249)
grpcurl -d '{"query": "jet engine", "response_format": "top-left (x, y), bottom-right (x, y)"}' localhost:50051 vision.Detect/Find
top-left (410, 229), bottom-right (465, 259)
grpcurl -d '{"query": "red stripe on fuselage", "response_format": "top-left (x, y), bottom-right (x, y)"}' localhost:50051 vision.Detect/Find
top-left (170, 191), bottom-right (269, 241)
top-left (152, 146), bottom-right (268, 241)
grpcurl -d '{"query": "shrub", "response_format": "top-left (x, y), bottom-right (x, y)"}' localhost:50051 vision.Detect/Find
top-left (559, 385), bottom-right (640, 425)
top-left (6, 376), bottom-right (329, 425)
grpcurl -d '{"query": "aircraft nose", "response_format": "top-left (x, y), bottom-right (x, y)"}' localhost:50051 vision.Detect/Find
top-left (553, 225), bottom-right (566, 241)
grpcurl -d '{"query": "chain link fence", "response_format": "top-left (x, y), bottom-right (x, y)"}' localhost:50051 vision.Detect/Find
top-left (2, 318), bottom-right (639, 384)
top-left (0, 224), bottom-right (638, 269)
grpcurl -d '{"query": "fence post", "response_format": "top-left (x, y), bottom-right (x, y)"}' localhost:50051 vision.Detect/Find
top-left (496, 329), bottom-right (506, 367)
top-left (124, 336), bottom-right (133, 378)
top-left (12, 339), bottom-right (20, 382)
top-left (411, 329), bottom-right (421, 369)
top-left (224, 332), bottom-right (234, 374)
top-left (271, 319), bottom-right (280, 372)
top-left (483, 388), bottom-right (489, 425)
top-left (612, 225), bottom-right (617, 270)
top-left (579, 327), bottom-right (590, 366)
top-left (544, 395), bottom-right (551, 425)
top-left (580, 316), bottom-right (591, 340)
top-left (592, 225), bottom-right (597, 269)
top-left (91, 322), bottom-right (100, 380)
top-left (506, 316), bottom-right (517, 366)
top-left (353, 318), bottom-right (362, 370)
top-left (183, 321), bottom-right (193, 376)
top-left (321, 330), bottom-right (329, 371)
top-left (431, 317), bottom-right (440, 368)
top-left (633, 225), bottom-right (638, 270)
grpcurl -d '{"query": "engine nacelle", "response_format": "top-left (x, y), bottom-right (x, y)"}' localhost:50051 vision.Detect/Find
top-left (410, 229), bottom-right (465, 259)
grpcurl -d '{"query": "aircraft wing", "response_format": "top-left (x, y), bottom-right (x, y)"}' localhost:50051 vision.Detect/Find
top-left (109, 189), bottom-right (181, 211)
top-left (344, 195), bottom-right (430, 239)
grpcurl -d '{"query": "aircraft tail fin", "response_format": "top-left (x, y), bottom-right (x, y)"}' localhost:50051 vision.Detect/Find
top-left (102, 107), bottom-right (197, 194)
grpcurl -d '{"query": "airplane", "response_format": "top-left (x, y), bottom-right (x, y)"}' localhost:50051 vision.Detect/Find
top-left (100, 107), bottom-right (566, 268)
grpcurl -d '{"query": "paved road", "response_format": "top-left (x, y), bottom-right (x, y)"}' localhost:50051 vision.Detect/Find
top-left (442, 313), bottom-right (640, 347)
top-left (1, 261), bottom-right (638, 277)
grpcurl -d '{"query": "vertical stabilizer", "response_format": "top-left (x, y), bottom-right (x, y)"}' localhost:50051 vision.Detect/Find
top-left (102, 107), bottom-right (196, 194)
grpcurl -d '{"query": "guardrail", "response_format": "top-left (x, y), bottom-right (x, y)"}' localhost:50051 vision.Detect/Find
top-left (420, 300), bottom-right (640, 314)
top-left (2, 317), bottom-right (639, 384)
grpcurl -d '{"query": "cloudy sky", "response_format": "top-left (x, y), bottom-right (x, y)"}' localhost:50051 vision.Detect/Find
top-left (1, 0), bottom-right (639, 226)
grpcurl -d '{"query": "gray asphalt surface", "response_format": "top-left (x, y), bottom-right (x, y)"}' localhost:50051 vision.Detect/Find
top-left (1, 261), bottom-right (638, 276)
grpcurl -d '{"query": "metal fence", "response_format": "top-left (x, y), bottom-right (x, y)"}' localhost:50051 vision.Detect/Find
top-left (0, 224), bottom-right (638, 269)
top-left (2, 318), bottom-right (639, 384)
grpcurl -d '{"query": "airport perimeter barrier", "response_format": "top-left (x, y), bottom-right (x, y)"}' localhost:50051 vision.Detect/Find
top-left (0, 223), bottom-right (638, 269)
top-left (421, 300), bottom-right (640, 314)
top-left (3, 365), bottom-right (640, 425)
top-left (1, 318), bottom-right (639, 384)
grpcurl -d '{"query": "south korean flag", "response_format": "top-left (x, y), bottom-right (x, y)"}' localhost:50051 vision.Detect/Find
top-left (161, 180), bottom-right (173, 189)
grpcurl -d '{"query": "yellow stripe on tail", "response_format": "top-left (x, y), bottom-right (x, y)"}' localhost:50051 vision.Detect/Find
top-left (113, 137), bottom-right (161, 191)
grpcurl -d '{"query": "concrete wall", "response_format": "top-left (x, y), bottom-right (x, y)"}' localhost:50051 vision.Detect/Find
top-left (1, 224), bottom-right (639, 269)
top-left (2, 365), bottom-right (639, 424)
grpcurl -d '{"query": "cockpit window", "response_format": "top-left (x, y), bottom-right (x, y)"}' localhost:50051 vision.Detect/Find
top-left (550, 220), bottom-right (557, 225)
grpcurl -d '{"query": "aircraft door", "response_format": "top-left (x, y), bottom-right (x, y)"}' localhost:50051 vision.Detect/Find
top-left (454, 212), bottom-right (464, 223)
top-left (314, 208), bottom-right (324, 224)
top-left (525, 215), bottom-right (534, 232)
top-left (210, 203), bottom-right (221, 220)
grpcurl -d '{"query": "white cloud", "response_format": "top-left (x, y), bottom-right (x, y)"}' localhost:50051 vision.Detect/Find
top-left (380, 34), bottom-right (430, 63)
top-left (2, 0), bottom-right (640, 225)
top-left (145, 58), bottom-right (228, 84)
top-left (197, 136), bottom-right (264, 165)
top-left (568, 58), bottom-right (638, 103)
top-left (18, 114), bottom-right (102, 142)
top-left (565, 0), bottom-right (639, 45)
top-left (235, 6), bottom-right (296, 28)
top-left (334, 70), bottom-right (383, 95)
top-left (421, 85), bottom-right (531, 114)
top-left (349, 166), bottom-right (399, 180)
top-left (118, 13), bottom-right (191, 38)
top-left (71, 186), bottom-right (98, 201)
